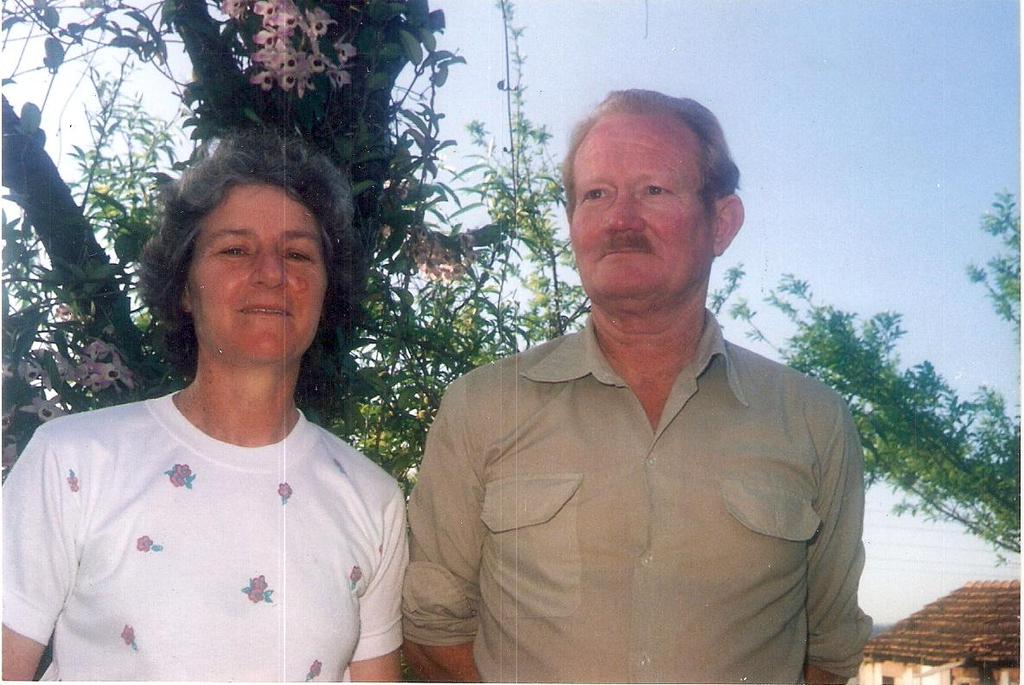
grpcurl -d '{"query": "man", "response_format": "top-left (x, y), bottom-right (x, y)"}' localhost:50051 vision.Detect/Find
top-left (402, 90), bottom-right (872, 683)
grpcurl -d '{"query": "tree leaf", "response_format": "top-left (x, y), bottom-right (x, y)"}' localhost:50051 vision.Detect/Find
top-left (398, 29), bottom-right (423, 65)
top-left (43, 37), bottom-right (64, 73)
top-left (42, 6), bottom-right (59, 29)
top-left (18, 102), bottom-right (42, 135)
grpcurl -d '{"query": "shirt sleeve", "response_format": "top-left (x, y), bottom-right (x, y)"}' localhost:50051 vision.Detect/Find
top-left (351, 483), bottom-right (408, 662)
top-left (805, 400), bottom-right (873, 678)
top-left (3, 426), bottom-right (81, 645)
top-left (401, 380), bottom-right (486, 646)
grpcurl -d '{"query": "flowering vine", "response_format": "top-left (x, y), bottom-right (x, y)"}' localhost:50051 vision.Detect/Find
top-left (221, 0), bottom-right (356, 98)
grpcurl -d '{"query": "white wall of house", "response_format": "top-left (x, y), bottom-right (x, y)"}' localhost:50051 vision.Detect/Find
top-left (859, 660), bottom-right (957, 685)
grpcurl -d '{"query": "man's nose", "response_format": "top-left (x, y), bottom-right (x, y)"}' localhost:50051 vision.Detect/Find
top-left (252, 249), bottom-right (285, 286)
top-left (604, 193), bottom-right (642, 230)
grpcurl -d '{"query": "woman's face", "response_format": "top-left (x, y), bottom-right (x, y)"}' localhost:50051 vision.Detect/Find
top-left (182, 184), bottom-right (328, 376)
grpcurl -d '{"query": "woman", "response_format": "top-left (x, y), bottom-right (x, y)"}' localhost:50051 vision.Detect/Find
top-left (2, 133), bottom-right (406, 681)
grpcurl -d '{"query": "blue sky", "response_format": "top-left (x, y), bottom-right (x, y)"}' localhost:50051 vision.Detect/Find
top-left (4, 0), bottom-right (1019, 624)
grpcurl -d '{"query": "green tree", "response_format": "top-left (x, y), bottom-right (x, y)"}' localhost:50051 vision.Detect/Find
top-left (2, 0), bottom-right (460, 473)
top-left (729, 195), bottom-right (1021, 554)
top-left (344, 1), bottom-right (587, 486)
top-left (2, 0), bottom-right (583, 494)
top-left (968, 193), bottom-right (1020, 332)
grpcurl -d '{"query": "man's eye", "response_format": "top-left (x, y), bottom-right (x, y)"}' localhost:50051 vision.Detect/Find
top-left (646, 185), bottom-right (665, 196)
top-left (582, 189), bottom-right (605, 201)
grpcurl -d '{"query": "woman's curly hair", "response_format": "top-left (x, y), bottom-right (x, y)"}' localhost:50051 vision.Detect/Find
top-left (138, 131), bottom-right (362, 404)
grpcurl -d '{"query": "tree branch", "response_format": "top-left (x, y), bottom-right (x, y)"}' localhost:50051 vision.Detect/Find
top-left (2, 95), bottom-right (143, 363)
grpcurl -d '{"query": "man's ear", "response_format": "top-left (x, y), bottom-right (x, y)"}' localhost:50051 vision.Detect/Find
top-left (712, 194), bottom-right (745, 257)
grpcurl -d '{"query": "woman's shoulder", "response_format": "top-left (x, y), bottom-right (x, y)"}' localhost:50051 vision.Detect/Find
top-left (33, 397), bottom-right (159, 443)
top-left (305, 423), bottom-right (402, 497)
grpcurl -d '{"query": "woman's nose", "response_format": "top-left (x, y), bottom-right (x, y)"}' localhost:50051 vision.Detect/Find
top-left (252, 250), bottom-right (285, 286)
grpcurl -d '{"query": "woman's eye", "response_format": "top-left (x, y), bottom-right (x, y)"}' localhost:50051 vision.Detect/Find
top-left (221, 246), bottom-right (247, 256)
top-left (286, 251), bottom-right (313, 262)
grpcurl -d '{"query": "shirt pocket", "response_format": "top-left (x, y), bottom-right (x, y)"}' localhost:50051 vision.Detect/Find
top-left (720, 478), bottom-right (821, 542)
top-left (479, 473), bottom-right (583, 618)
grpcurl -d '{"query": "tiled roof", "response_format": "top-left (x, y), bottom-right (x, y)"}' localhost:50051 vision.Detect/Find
top-left (864, 580), bottom-right (1020, 665)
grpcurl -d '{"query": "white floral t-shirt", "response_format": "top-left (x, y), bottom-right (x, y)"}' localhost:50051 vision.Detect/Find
top-left (3, 394), bottom-right (407, 681)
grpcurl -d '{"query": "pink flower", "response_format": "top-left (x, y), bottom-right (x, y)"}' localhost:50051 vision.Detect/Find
top-left (243, 574), bottom-right (273, 603)
top-left (278, 482), bottom-right (293, 504)
top-left (305, 659), bottom-right (322, 681)
top-left (18, 359), bottom-right (44, 384)
top-left (255, 0), bottom-right (298, 33)
top-left (52, 351), bottom-right (78, 384)
top-left (333, 41), bottom-right (356, 62)
top-left (107, 355), bottom-right (135, 389)
top-left (121, 624), bottom-right (137, 650)
top-left (348, 565), bottom-right (362, 590)
top-left (308, 52), bottom-right (326, 74)
top-left (136, 535), bottom-right (164, 553)
top-left (254, 28), bottom-right (283, 48)
top-left (77, 349), bottom-right (134, 392)
top-left (165, 463), bottom-right (195, 488)
top-left (82, 339), bottom-right (112, 361)
top-left (221, 0), bottom-right (249, 19)
top-left (250, 70), bottom-right (276, 90)
top-left (253, 0), bottom-right (281, 18)
top-left (53, 303), bottom-right (74, 322)
top-left (326, 66), bottom-right (351, 88)
top-left (303, 8), bottom-right (333, 37)
top-left (19, 396), bottom-right (65, 422)
top-left (253, 46), bottom-right (286, 70)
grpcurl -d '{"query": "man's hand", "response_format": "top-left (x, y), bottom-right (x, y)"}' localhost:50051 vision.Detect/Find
top-left (349, 649), bottom-right (401, 681)
top-left (804, 664), bottom-right (848, 684)
top-left (403, 640), bottom-right (480, 682)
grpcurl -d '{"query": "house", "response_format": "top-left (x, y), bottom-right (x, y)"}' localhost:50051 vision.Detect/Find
top-left (859, 580), bottom-right (1020, 685)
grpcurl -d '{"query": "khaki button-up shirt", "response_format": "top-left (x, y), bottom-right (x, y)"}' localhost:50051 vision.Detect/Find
top-left (403, 313), bottom-right (872, 682)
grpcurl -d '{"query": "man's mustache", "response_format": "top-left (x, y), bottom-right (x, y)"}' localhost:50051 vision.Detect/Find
top-left (601, 231), bottom-right (653, 255)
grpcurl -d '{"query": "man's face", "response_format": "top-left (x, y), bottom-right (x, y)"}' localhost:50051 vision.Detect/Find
top-left (569, 113), bottom-right (741, 312)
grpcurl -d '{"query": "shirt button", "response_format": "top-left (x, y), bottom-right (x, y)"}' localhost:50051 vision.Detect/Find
top-left (639, 653), bottom-right (651, 668)
top-left (641, 552), bottom-right (653, 566)
top-left (646, 454), bottom-right (657, 466)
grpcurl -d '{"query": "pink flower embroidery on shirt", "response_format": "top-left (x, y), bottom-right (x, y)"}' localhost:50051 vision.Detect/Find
top-left (278, 482), bottom-right (293, 504)
top-left (136, 535), bottom-right (163, 553)
top-left (164, 463), bottom-right (195, 489)
top-left (305, 659), bottom-right (322, 681)
top-left (242, 574), bottom-right (274, 603)
top-left (66, 469), bottom-right (80, 492)
top-left (121, 624), bottom-right (138, 651)
top-left (348, 565), bottom-right (362, 591)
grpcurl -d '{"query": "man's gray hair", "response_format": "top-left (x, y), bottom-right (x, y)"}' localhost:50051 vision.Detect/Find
top-left (562, 89), bottom-right (740, 217)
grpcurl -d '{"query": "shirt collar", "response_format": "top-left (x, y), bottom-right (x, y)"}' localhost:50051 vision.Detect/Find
top-left (521, 310), bottom-right (749, 406)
